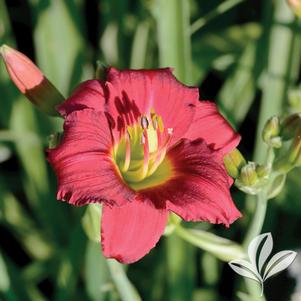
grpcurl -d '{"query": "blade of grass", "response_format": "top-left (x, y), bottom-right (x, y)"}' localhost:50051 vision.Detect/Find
top-left (192, 22), bottom-right (261, 84)
top-left (191, 0), bottom-right (245, 34)
top-left (0, 0), bottom-right (17, 126)
top-left (254, 0), bottom-right (300, 163)
top-left (84, 241), bottom-right (113, 301)
top-left (9, 97), bottom-right (67, 241)
top-left (218, 41), bottom-right (261, 125)
top-left (130, 21), bottom-right (150, 69)
top-left (1, 191), bottom-right (54, 260)
top-left (155, 0), bottom-right (193, 84)
top-left (54, 225), bottom-right (87, 301)
top-left (30, 0), bottom-right (85, 95)
top-left (154, 1), bottom-right (195, 300)
top-left (3, 255), bottom-right (47, 301)
top-left (107, 260), bottom-right (142, 301)
top-left (99, 0), bottom-right (129, 68)
top-left (165, 235), bottom-right (195, 301)
top-left (0, 250), bottom-right (10, 293)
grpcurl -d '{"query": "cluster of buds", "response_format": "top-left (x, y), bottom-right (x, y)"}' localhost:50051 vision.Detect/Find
top-left (262, 116), bottom-right (282, 148)
top-left (224, 149), bottom-right (270, 195)
top-left (223, 111), bottom-right (301, 196)
top-left (274, 114), bottom-right (301, 173)
top-left (235, 162), bottom-right (270, 195)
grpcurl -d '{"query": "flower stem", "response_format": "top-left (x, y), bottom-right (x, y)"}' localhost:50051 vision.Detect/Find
top-left (260, 281), bottom-right (264, 297)
top-left (243, 192), bottom-right (268, 249)
top-left (174, 224), bottom-right (245, 262)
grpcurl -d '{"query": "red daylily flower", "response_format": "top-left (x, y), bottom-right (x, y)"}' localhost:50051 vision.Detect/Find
top-left (48, 68), bottom-right (241, 264)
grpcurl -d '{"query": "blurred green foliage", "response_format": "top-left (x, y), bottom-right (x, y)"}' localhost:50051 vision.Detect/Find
top-left (0, 0), bottom-right (300, 301)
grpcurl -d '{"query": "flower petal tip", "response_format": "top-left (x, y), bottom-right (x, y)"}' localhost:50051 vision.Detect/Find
top-left (101, 202), bottom-right (168, 264)
top-left (224, 210), bottom-right (242, 228)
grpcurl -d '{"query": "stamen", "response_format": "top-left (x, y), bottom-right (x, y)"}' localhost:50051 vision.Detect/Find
top-left (121, 130), bottom-right (131, 172)
top-left (147, 148), bottom-right (166, 176)
top-left (157, 116), bottom-right (164, 133)
top-left (140, 132), bottom-right (146, 144)
top-left (156, 116), bottom-right (164, 148)
top-left (152, 115), bottom-right (158, 129)
top-left (147, 129), bottom-right (173, 176)
top-left (141, 130), bottom-right (150, 179)
top-left (112, 131), bottom-right (119, 158)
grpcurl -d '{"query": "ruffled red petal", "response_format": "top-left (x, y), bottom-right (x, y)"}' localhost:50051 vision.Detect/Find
top-left (105, 67), bottom-right (199, 142)
top-left (139, 139), bottom-right (241, 226)
top-left (184, 101), bottom-right (240, 154)
top-left (101, 199), bottom-right (168, 264)
top-left (48, 109), bottom-right (135, 206)
top-left (57, 80), bottom-right (106, 116)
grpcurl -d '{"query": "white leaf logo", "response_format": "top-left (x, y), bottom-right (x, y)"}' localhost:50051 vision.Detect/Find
top-left (263, 250), bottom-right (297, 281)
top-left (229, 259), bottom-right (262, 283)
top-left (229, 233), bottom-right (297, 296)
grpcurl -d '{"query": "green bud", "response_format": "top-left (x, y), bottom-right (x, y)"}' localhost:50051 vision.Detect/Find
top-left (256, 164), bottom-right (270, 179)
top-left (223, 148), bottom-right (247, 178)
top-left (235, 162), bottom-right (270, 195)
top-left (274, 128), bottom-right (301, 173)
top-left (262, 116), bottom-right (280, 145)
top-left (269, 136), bottom-right (282, 148)
top-left (289, 133), bottom-right (301, 165)
top-left (281, 114), bottom-right (301, 140)
top-left (239, 162), bottom-right (258, 186)
top-left (288, 89), bottom-right (301, 111)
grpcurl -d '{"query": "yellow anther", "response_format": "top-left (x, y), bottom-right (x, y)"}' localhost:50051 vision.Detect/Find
top-left (157, 116), bottom-right (164, 133)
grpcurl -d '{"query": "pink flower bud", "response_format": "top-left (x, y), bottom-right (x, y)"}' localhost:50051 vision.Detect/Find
top-left (0, 44), bottom-right (64, 116)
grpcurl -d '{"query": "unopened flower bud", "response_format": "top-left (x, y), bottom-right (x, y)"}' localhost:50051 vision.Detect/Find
top-left (281, 114), bottom-right (301, 140)
top-left (288, 131), bottom-right (301, 165)
top-left (256, 164), bottom-right (270, 179)
top-left (274, 128), bottom-right (301, 173)
top-left (239, 162), bottom-right (258, 186)
top-left (288, 89), bottom-right (301, 112)
top-left (223, 148), bottom-right (246, 178)
top-left (0, 45), bottom-right (64, 116)
top-left (287, 0), bottom-right (301, 18)
top-left (269, 136), bottom-right (282, 148)
top-left (262, 116), bottom-right (280, 145)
